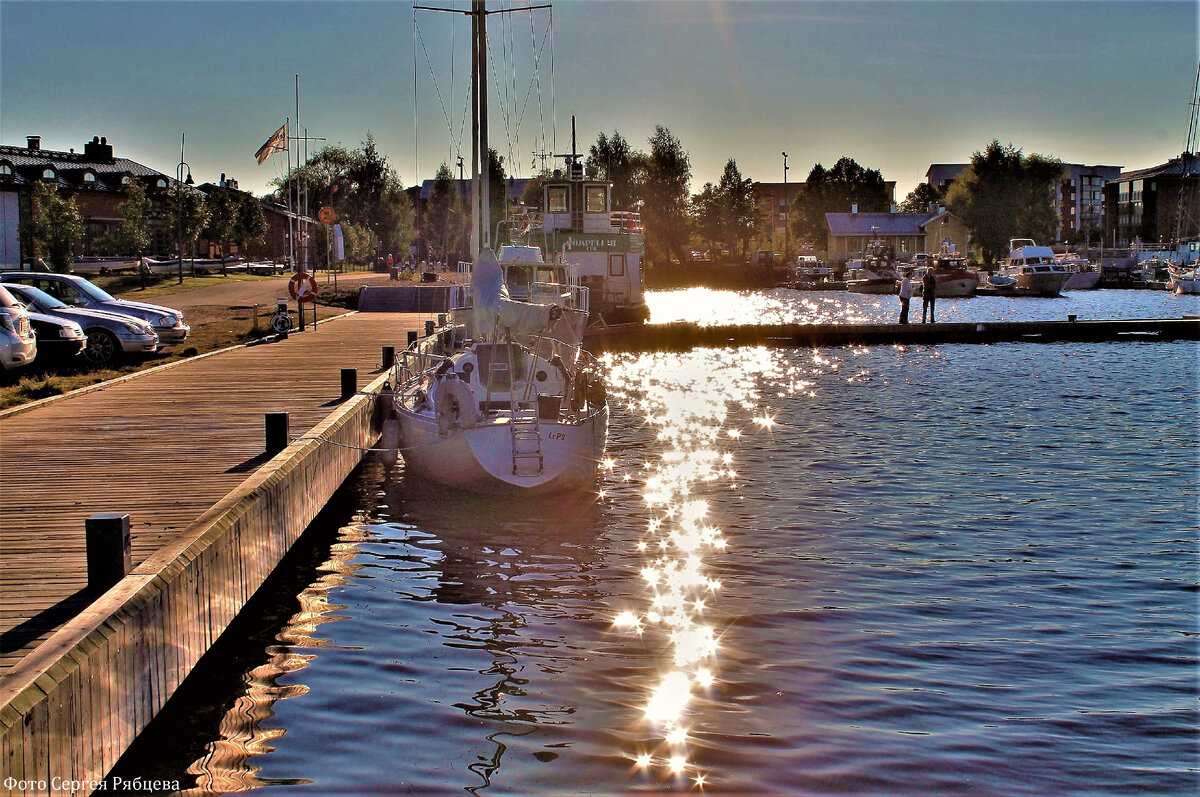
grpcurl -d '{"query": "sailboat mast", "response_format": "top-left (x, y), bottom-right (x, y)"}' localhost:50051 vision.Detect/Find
top-left (470, 0), bottom-right (484, 252)
top-left (470, 1), bottom-right (481, 259)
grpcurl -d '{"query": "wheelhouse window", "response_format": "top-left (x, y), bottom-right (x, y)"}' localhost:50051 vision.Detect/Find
top-left (585, 186), bottom-right (607, 213)
top-left (547, 186), bottom-right (568, 213)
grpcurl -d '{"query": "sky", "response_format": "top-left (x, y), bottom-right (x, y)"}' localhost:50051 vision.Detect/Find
top-left (2, 0), bottom-right (1197, 202)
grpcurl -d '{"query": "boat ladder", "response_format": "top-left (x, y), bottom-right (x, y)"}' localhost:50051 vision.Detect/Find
top-left (509, 391), bottom-right (544, 477)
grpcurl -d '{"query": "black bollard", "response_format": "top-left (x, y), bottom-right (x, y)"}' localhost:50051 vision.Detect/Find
top-left (86, 513), bottom-right (131, 592)
top-left (266, 412), bottom-right (290, 452)
top-left (437, 313), bottom-right (447, 327)
top-left (407, 330), bottom-right (418, 349)
top-left (382, 345), bottom-right (396, 368)
top-left (341, 368), bottom-right (358, 400)
top-left (425, 320), bottom-right (436, 336)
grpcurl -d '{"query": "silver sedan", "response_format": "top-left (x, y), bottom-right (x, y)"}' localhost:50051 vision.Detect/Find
top-left (2, 283), bottom-right (158, 367)
top-left (0, 272), bottom-right (190, 345)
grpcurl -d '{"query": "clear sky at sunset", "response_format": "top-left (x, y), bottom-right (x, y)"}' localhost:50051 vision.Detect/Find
top-left (2, 0), bottom-right (1196, 201)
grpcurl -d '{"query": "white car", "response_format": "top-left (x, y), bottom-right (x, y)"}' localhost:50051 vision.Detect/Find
top-left (0, 285), bottom-right (37, 373)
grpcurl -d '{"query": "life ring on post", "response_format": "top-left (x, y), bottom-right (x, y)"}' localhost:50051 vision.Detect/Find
top-left (288, 273), bottom-right (319, 303)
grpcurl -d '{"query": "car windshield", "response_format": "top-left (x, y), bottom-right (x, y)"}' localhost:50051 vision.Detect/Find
top-left (9, 285), bottom-right (64, 311)
top-left (77, 280), bottom-right (117, 302)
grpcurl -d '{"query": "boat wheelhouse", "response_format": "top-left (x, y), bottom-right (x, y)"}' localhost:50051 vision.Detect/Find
top-left (509, 155), bottom-right (649, 325)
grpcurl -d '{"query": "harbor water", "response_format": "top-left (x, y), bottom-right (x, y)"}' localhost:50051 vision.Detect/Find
top-left (116, 290), bottom-right (1198, 795)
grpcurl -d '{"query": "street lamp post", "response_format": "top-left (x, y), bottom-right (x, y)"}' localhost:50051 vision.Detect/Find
top-left (175, 133), bottom-right (194, 285)
top-left (782, 152), bottom-right (790, 263)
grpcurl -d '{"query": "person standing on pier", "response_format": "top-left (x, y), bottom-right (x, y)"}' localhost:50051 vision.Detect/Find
top-left (898, 271), bottom-right (913, 324)
top-left (922, 267), bottom-right (937, 323)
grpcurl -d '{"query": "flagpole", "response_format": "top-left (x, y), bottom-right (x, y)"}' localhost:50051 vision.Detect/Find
top-left (285, 116), bottom-right (293, 271)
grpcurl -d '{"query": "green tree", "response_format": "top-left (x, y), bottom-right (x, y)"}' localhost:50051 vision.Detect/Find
top-left (642, 125), bottom-right (692, 263)
top-left (424, 163), bottom-right (462, 264)
top-left (944, 140), bottom-right (1065, 266)
top-left (233, 194), bottom-right (267, 257)
top-left (167, 183), bottom-right (211, 279)
top-left (690, 182), bottom-right (723, 255)
top-left (104, 180), bottom-right (151, 258)
top-left (23, 182), bottom-right (83, 272)
top-left (791, 157), bottom-right (890, 246)
top-left (716, 159), bottom-right (759, 260)
top-left (587, 130), bottom-right (642, 211)
top-left (201, 189), bottom-right (238, 264)
top-left (898, 182), bottom-right (943, 213)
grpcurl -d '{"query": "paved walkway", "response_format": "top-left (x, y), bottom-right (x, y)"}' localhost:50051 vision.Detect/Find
top-left (0, 312), bottom-right (421, 672)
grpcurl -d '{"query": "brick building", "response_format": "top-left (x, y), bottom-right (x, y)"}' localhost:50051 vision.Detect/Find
top-left (1104, 153), bottom-right (1199, 247)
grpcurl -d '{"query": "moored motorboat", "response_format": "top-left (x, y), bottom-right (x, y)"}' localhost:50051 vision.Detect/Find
top-left (1057, 253), bottom-right (1101, 290)
top-left (913, 252), bottom-right (978, 298)
top-left (1004, 239), bottom-right (1070, 296)
top-left (1166, 262), bottom-right (1200, 294)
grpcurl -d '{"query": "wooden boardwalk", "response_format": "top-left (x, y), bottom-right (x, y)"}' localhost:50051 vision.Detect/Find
top-left (0, 313), bottom-right (420, 673)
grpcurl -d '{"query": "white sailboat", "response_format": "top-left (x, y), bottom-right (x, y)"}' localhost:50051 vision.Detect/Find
top-left (388, 0), bottom-right (607, 494)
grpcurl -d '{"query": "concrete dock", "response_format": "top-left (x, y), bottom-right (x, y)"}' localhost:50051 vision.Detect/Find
top-left (585, 317), bottom-right (1200, 352)
top-left (0, 313), bottom-right (420, 794)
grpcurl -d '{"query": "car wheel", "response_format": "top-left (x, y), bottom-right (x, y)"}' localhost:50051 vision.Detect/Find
top-left (84, 329), bottom-right (120, 366)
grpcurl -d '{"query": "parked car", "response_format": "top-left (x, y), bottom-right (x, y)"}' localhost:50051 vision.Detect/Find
top-left (0, 285), bottom-right (37, 373)
top-left (0, 272), bottom-right (190, 345)
top-left (25, 311), bottom-right (86, 364)
top-left (2, 283), bottom-right (158, 367)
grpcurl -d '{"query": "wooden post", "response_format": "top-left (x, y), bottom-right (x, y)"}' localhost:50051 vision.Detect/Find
top-left (266, 412), bottom-right (289, 452)
top-left (86, 513), bottom-right (131, 592)
top-left (341, 368), bottom-right (357, 400)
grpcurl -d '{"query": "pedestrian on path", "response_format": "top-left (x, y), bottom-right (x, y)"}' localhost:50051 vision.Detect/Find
top-left (922, 268), bottom-right (937, 323)
top-left (898, 272), bottom-right (913, 324)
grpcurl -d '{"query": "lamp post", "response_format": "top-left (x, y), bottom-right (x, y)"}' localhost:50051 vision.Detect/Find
top-left (175, 133), bottom-right (194, 285)
top-left (782, 152), bottom-right (790, 263)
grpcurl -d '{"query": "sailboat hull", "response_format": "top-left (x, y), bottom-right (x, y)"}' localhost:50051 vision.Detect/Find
top-left (395, 405), bottom-right (608, 494)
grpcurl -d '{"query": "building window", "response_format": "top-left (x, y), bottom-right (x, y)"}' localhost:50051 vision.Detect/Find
top-left (157, 178), bottom-right (167, 189)
top-left (0, 163), bottom-right (11, 176)
top-left (585, 186), bottom-right (606, 213)
top-left (83, 172), bottom-right (96, 183)
top-left (547, 186), bottom-right (567, 213)
top-left (121, 175), bottom-right (131, 186)
top-left (42, 168), bottom-right (56, 180)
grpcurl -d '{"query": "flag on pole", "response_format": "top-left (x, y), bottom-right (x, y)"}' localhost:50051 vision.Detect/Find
top-left (254, 123), bottom-right (288, 165)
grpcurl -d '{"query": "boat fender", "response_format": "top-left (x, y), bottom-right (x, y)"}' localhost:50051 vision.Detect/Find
top-left (380, 418), bottom-right (401, 468)
top-left (435, 376), bottom-right (478, 434)
top-left (571, 370), bottom-right (588, 411)
top-left (586, 374), bottom-right (607, 406)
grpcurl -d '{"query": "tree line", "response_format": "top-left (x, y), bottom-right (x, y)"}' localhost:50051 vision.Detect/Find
top-left (24, 179), bottom-right (267, 273)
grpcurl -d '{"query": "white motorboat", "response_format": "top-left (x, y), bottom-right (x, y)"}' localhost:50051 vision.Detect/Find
top-left (1004, 239), bottom-right (1070, 296)
top-left (1056, 253), bottom-right (1101, 290)
top-left (1167, 262), bottom-right (1200, 294)
top-left (389, 248), bottom-right (607, 494)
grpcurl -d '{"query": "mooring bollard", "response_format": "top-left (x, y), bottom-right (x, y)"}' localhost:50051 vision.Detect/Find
top-left (1067, 314), bottom-right (1077, 323)
top-left (341, 368), bottom-right (358, 400)
top-left (86, 513), bottom-right (131, 592)
top-left (382, 345), bottom-right (395, 368)
top-left (266, 411), bottom-right (290, 452)
top-left (437, 313), bottom-right (447, 327)
top-left (425, 320), bottom-right (436, 336)
top-left (407, 330), bottom-right (418, 349)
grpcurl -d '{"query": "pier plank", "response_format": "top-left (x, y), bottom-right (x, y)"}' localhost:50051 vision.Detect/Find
top-left (0, 313), bottom-right (418, 676)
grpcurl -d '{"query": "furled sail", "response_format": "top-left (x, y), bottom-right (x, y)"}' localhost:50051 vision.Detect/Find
top-left (472, 248), bottom-right (562, 338)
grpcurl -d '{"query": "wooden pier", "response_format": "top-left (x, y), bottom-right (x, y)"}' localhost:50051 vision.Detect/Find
top-left (586, 316), bottom-right (1200, 352)
top-left (0, 313), bottom-right (420, 794)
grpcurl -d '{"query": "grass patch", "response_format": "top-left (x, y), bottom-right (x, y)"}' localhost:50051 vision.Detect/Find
top-left (90, 271), bottom-right (273, 299)
top-left (0, 303), bottom-right (300, 410)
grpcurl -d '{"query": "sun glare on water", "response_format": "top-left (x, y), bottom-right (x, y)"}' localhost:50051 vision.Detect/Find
top-left (603, 346), bottom-right (825, 785)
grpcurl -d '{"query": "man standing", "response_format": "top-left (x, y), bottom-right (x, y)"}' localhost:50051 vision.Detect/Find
top-left (922, 267), bottom-right (937, 323)
top-left (898, 271), bottom-right (913, 324)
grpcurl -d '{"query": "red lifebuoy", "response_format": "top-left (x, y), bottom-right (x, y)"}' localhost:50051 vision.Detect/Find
top-left (288, 273), bottom-right (319, 303)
